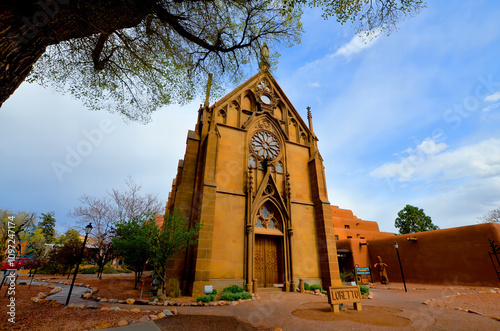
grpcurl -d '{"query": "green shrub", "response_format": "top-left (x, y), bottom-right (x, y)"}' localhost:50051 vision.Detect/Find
top-left (309, 284), bottom-right (323, 292)
top-left (222, 285), bottom-right (245, 294)
top-left (304, 282), bottom-right (310, 291)
top-left (165, 278), bottom-right (181, 298)
top-left (220, 291), bottom-right (252, 301)
top-left (321, 290), bottom-right (327, 295)
top-left (359, 285), bottom-right (370, 295)
top-left (80, 266), bottom-right (99, 274)
top-left (196, 289), bottom-right (217, 303)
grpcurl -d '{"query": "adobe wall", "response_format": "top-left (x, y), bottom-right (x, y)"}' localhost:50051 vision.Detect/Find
top-left (367, 223), bottom-right (500, 286)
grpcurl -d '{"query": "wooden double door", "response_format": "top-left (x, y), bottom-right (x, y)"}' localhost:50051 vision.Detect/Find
top-left (254, 235), bottom-right (283, 287)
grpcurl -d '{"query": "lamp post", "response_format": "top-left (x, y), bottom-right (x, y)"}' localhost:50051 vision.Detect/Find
top-left (394, 241), bottom-right (407, 292)
top-left (65, 223), bottom-right (92, 306)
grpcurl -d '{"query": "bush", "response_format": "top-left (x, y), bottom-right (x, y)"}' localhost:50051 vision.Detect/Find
top-left (196, 289), bottom-right (217, 303)
top-left (222, 285), bottom-right (245, 294)
top-left (220, 291), bottom-right (252, 301)
top-left (309, 284), bottom-right (323, 292)
top-left (165, 278), bottom-right (181, 298)
top-left (303, 282), bottom-right (310, 291)
top-left (80, 266), bottom-right (99, 274)
top-left (359, 285), bottom-right (370, 295)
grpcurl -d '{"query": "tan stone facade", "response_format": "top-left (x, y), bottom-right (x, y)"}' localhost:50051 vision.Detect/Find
top-left (166, 71), bottom-right (341, 297)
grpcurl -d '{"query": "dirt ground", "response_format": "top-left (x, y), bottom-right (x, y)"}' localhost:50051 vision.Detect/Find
top-left (2, 275), bottom-right (499, 330)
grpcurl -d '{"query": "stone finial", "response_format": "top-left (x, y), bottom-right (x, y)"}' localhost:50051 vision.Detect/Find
top-left (307, 106), bottom-right (314, 133)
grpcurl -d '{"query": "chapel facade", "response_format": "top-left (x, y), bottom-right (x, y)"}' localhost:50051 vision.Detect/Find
top-left (165, 69), bottom-right (341, 296)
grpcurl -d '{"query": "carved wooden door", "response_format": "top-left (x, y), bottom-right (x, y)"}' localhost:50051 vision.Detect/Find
top-left (254, 236), bottom-right (281, 287)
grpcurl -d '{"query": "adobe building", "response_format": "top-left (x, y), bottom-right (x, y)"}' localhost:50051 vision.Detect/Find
top-left (166, 69), bottom-right (341, 296)
top-left (367, 222), bottom-right (500, 287)
top-left (331, 205), bottom-right (394, 278)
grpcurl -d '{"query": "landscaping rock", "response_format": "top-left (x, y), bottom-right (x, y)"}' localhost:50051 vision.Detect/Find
top-left (368, 292), bottom-right (374, 300)
top-left (131, 308), bottom-right (141, 313)
top-left (38, 292), bottom-right (47, 298)
top-left (96, 323), bottom-right (112, 330)
top-left (82, 293), bottom-right (92, 299)
top-left (118, 300), bottom-right (126, 304)
top-left (171, 308), bottom-right (177, 315)
top-left (162, 309), bottom-right (174, 316)
top-left (149, 314), bottom-right (158, 320)
top-left (67, 304), bottom-right (76, 308)
top-left (218, 301), bottom-right (227, 306)
top-left (109, 299), bottom-right (118, 303)
top-left (209, 302), bottom-right (217, 306)
top-left (157, 294), bottom-right (168, 300)
top-left (175, 301), bottom-right (182, 306)
top-left (157, 312), bottom-right (165, 319)
top-left (110, 307), bottom-right (121, 312)
top-left (230, 301), bottom-right (239, 306)
top-left (148, 301), bottom-right (157, 306)
top-left (156, 302), bottom-right (164, 306)
top-left (117, 320), bottom-right (128, 327)
top-left (100, 298), bottom-right (108, 303)
top-left (138, 315), bottom-right (151, 323)
top-left (126, 299), bottom-right (136, 305)
top-left (101, 307), bottom-right (110, 311)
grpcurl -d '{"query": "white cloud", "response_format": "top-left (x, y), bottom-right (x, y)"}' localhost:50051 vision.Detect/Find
top-left (482, 102), bottom-right (500, 113)
top-left (484, 91), bottom-right (500, 102)
top-left (334, 28), bottom-right (383, 59)
top-left (370, 138), bottom-right (500, 182)
top-left (416, 137), bottom-right (448, 155)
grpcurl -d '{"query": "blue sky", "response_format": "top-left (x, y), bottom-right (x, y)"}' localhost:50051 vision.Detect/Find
top-left (2, 0), bottom-right (500, 234)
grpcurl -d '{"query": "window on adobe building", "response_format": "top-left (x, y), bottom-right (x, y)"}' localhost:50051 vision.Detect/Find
top-left (344, 225), bottom-right (350, 229)
top-left (335, 235), bottom-right (339, 240)
top-left (347, 236), bottom-right (352, 239)
top-left (360, 237), bottom-right (365, 239)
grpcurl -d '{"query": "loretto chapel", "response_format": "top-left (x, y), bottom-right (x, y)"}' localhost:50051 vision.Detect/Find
top-left (163, 58), bottom-right (500, 298)
top-left (164, 57), bottom-right (342, 297)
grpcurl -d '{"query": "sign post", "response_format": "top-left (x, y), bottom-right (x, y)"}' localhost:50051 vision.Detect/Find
top-left (327, 286), bottom-right (363, 312)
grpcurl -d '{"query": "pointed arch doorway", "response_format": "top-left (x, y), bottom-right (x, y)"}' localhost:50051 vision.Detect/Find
top-left (253, 203), bottom-right (285, 288)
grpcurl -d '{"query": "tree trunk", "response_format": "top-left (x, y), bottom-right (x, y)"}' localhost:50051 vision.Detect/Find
top-left (0, 0), bottom-right (147, 107)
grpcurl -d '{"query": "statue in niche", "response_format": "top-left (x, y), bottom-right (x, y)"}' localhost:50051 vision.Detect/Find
top-left (374, 256), bottom-right (389, 285)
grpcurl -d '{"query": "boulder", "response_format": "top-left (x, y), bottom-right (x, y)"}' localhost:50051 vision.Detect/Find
top-left (95, 323), bottom-right (112, 330)
top-left (126, 299), bottom-right (136, 305)
top-left (117, 320), bottom-right (128, 327)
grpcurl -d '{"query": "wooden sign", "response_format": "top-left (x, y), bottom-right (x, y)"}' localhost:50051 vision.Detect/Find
top-left (327, 286), bottom-right (362, 312)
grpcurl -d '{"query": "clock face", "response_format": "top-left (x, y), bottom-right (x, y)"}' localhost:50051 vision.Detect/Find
top-left (260, 95), bottom-right (271, 105)
top-left (251, 131), bottom-right (280, 160)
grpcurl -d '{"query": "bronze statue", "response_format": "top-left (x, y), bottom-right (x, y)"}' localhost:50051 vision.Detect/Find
top-left (374, 256), bottom-right (389, 284)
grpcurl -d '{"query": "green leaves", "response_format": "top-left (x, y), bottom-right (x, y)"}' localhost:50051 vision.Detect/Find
top-left (394, 204), bottom-right (438, 234)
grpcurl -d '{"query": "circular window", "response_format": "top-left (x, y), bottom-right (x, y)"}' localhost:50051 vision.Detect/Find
top-left (260, 95), bottom-right (271, 105)
top-left (251, 130), bottom-right (280, 160)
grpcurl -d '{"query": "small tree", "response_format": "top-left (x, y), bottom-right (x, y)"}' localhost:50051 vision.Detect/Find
top-left (149, 209), bottom-right (202, 295)
top-left (478, 207), bottom-right (500, 223)
top-left (49, 241), bottom-right (84, 278)
top-left (112, 216), bottom-right (157, 289)
top-left (40, 212), bottom-right (56, 243)
top-left (395, 204), bottom-right (439, 234)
